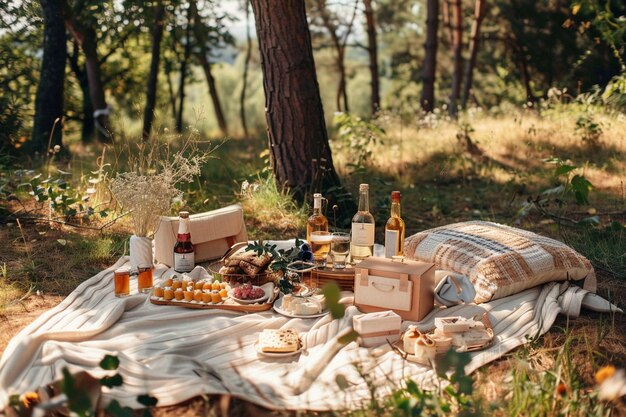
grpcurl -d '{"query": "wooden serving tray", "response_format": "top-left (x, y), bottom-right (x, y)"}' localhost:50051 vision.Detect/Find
top-left (312, 265), bottom-right (355, 291)
top-left (149, 296), bottom-right (275, 312)
top-left (149, 283), bottom-right (279, 312)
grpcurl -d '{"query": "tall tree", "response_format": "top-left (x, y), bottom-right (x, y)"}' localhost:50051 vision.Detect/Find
top-left (32, 0), bottom-right (66, 153)
top-left (448, 0), bottom-right (463, 117)
top-left (461, 0), bottom-right (487, 108)
top-left (142, 0), bottom-right (165, 141)
top-left (191, 1), bottom-right (228, 136)
top-left (311, 0), bottom-right (359, 112)
top-left (59, 0), bottom-right (112, 142)
top-left (176, 1), bottom-right (194, 133)
top-left (249, 0), bottom-right (350, 206)
top-left (240, 0), bottom-right (252, 138)
top-left (421, 0), bottom-right (439, 112)
top-left (67, 41), bottom-right (94, 142)
top-left (363, 0), bottom-right (380, 113)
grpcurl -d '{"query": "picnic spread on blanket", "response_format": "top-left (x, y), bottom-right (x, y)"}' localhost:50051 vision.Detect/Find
top-left (0, 193), bottom-right (622, 413)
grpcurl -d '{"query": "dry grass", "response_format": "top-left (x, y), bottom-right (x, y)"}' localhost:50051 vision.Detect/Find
top-left (0, 107), bottom-right (624, 416)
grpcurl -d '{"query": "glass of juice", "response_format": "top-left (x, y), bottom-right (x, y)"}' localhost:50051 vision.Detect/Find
top-left (114, 267), bottom-right (130, 297)
top-left (310, 231), bottom-right (332, 268)
top-left (137, 264), bottom-right (153, 293)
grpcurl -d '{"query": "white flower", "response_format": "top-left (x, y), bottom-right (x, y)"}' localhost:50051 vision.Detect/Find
top-left (599, 369), bottom-right (626, 400)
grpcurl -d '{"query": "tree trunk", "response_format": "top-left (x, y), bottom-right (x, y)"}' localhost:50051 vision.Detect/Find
top-left (240, 0), bottom-right (252, 138)
top-left (142, 0), bottom-right (165, 141)
top-left (249, 0), bottom-right (352, 212)
top-left (176, 2), bottom-right (194, 133)
top-left (461, 0), bottom-right (487, 108)
top-left (421, 0), bottom-right (439, 112)
top-left (442, 0), bottom-right (453, 46)
top-left (197, 53), bottom-right (228, 136)
top-left (191, 1), bottom-right (228, 136)
top-left (448, 0), bottom-right (463, 117)
top-left (164, 58), bottom-right (178, 122)
top-left (32, 0), bottom-right (66, 153)
top-left (363, 0), bottom-right (380, 113)
top-left (315, 0), bottom-right (353, 113)
top-left (60, 0), bottom-right (111, 142)
top-left (67, 42), bottom-right (94, 142)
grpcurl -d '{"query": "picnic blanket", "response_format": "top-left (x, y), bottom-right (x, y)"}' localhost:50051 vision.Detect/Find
top-left (0, 253), bottom-right (617, 411)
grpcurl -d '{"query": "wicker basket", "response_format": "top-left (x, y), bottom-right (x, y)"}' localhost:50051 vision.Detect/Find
top-left (207, 260), bottom-right (278, 286)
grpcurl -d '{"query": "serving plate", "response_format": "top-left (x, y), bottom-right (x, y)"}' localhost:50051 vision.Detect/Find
top-left (273, 296), bottom-right (329, 319)
top-left (254, 340), bottom-right (304, 358)
top-left (229, 285), bottom-right (269, 304)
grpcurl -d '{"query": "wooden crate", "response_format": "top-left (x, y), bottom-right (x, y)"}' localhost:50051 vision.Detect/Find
top-left (309, 266), bottom-right (355, 292)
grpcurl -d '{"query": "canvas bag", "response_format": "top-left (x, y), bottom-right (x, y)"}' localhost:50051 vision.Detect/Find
top-left (354, 257), bottom-right (436, 322)
top-left (154, 204), bottom-right (248, 267)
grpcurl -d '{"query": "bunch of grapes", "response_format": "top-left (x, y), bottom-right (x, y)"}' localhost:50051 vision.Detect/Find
top-left (233, 283), bottom-right (264, 300)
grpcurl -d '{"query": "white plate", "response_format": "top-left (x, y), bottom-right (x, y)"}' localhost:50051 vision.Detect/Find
top-left (273, 296), bottom-right (329, 319)
top-left (228, 286), bottom-right (269, 304)
top-left (254, 341), bottom-right (304, 358)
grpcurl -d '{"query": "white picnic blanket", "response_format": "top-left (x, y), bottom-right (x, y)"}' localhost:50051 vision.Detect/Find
top-left (0, 255), bottom-right (611, 411)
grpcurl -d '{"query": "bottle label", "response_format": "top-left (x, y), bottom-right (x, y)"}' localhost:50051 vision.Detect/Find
top-left (174, 252), bottom-right (195, 272)
top-left (384, 229), bottom-right (398, 258)
top-left (351, 223), bottom-right (374, 246)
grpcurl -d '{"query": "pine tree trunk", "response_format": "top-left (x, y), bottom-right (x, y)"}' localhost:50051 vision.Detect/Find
top-left (240, 0), bottom-right (252, 138)
top-left (198, 53), bottom-right (228, 136)
top-left (60, 0), bottom-right (111, 142)
top-left (448, 0), bottom-right (463, 117)
top-left (176, 2), bottom-right (193, 133)
top-left (249, 0), bottom-right (352, 210)
top-left (363, 0), bottom-right (380, 113)
top-left (461, 0), bottom-right (487, 108)
top-left (421, 0), bottom-right (439, 112)
top-left (442, 0), bottom-right (453, 46)
top-left (191, 1), bottom-right (228, 136)
top-left (32, 0), bottom-right (66, 153)
top-left (142, 0), bottom-right (165, 141)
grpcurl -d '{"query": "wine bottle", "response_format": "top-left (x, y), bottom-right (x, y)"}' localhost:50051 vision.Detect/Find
top-left (306, 193), bottom-right (328, 243)
top-left (351, 184), bottom-right (375, 262)
top-left (174, 211), bottom-right (195, 272)
top-left (384, 191), bottom-right (405, 258)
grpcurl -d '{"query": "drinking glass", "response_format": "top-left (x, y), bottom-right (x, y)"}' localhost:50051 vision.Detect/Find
top-left (137, 264), bottom-right (154, 293)
top-left (310, 230), bottom-right (332, 267)
top-left (114, 267), bottom-right (130, 297)
top-left (331, 232), bottom-right (350, 269)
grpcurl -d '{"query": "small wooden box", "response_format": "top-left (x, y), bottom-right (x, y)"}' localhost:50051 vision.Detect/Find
top-left (354, 257), bottom-right (436, 322)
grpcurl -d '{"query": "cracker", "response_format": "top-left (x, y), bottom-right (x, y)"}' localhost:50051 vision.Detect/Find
top-left (258, 329), bottom-right (299, 353)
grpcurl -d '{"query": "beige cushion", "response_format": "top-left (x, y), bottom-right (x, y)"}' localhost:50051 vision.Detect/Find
top-left (404, 221), bottom-right (596, 303)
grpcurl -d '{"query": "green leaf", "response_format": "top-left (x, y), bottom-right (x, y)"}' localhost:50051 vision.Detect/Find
top-left (554, 164), bottom-right (576, 176)
top-left (100, 374), bottom-right (124, 388)
top-left (322, 282), bottom-right (347, 319)
top-left (571, 174), bottom-right (592, 205)
top-left (100, 355), bottom-right (120, 370)
top-left (99, 210), bottom-right (109, 218)
top-left (335, 374), bottom-right (349, 390)
top-left (106, 400), bottom-right (134, 417)
top-left (338, 329), bottom-right (359, 345)
top-left (137, 394), bottom-right (158, 407)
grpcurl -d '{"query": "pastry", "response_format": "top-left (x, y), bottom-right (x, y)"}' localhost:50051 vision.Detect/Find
top-left (172, 280), bottom-right (182, 290)
top-left (174, 288), bottom-right (184, 300)
top-left (163, 278), bottom-right (173, 287)
top-left (202, 282), bottom-right (212, 290)
top-left (195, 281), bottom-right (205, 290)
top-left (164, 288), bottom-right (174, 300)
top-left (249, 252), bottom-right (272, 269)
top-left (183, 290), bottom-right (193, 302)
top-left (258, 329), bottom-right (300, 353)
top-left (193, 290), bottom-right (203, 302)
top-left (219, 288), bottom-right (228, 298)
top-left (202, 292), bottom-right (212, 303)
top-left (211, 281), bottom-right (221, 291)
top-left (153, 287), bottom-right (164, 298)
top-left (211, 290), bottom-right (222, 303)
top-left (239, 261), bottom-right (261, 276)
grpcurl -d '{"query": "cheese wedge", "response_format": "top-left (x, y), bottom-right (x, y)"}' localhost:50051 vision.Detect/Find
top-left (258, 329), bottom-right (300, 353)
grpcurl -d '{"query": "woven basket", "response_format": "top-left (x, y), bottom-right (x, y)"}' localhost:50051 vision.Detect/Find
top-left (311, 266), bottom-right (355, 292)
